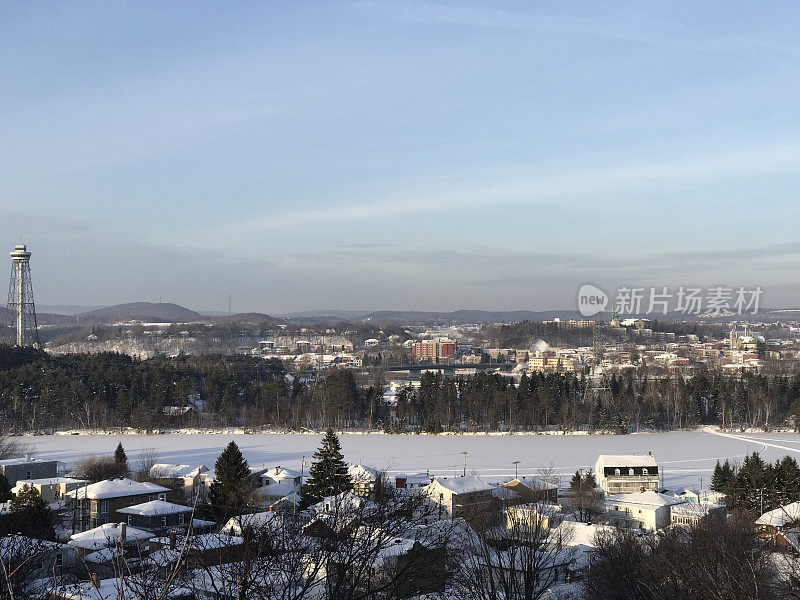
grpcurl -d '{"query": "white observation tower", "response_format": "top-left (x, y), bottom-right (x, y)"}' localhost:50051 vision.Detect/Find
top-left (6, 243), bottom-right (39, 347)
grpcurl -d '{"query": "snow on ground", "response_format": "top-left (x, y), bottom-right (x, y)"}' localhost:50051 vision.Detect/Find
top-left (14, 429), bottom-right (800, 490)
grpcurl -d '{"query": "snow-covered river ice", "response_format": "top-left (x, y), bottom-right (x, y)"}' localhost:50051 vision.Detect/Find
top-left (16, 428), bottom-right (800, 490)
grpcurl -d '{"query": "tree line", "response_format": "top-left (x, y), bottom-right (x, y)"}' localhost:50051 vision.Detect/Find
top-left (1, 346), bottom-right (799, 433)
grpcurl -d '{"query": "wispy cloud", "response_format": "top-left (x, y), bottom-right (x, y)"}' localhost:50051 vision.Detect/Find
top-left (198, 142), bottom-right (800, 238)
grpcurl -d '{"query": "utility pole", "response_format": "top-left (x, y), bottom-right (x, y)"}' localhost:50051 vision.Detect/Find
top-left (513, 460), bottom-right (520, 480)
top-left (461, 451), bottom-right (468, 477)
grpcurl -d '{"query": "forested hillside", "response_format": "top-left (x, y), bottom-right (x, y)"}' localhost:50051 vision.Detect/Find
top-left (1, 346), bottom-right (799, 433)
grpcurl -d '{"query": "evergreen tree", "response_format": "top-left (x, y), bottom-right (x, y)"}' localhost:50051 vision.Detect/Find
top-left (209, 441), bottom-right (253, 519)
top-left (711, 459), bottom-right (734, 492)
top-left (301, 428), bottom-right (352, 506)
top-left (0, 473), bottom-right (11, 502)
top-left (10, 486), bottom-right (55, 540)
top-left (114, 442), bottom-right (129, 476)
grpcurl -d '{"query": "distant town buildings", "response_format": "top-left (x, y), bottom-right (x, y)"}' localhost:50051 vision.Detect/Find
top-left (411, 338), bottom-right (456, 364)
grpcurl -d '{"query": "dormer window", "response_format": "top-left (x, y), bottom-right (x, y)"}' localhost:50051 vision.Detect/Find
top-left (614, 468), bottom-right (621, 476)
top-left (628, 468), bottom-right (634, 476)
top-left (642, 468), bottom-right (648, 475)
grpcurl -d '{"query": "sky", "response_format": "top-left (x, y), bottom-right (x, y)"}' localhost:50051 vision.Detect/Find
top-left (1, 1), bottom-right (799, 314)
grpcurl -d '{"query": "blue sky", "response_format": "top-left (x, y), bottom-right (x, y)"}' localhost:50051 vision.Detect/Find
top-left (2, 2), bottom-right (799, 313)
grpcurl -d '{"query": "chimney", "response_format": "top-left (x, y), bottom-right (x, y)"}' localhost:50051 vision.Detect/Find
top-left (169, 531), bottom-right (176, 550)
top-left (275, 466), bottom-right (280, 475)
top-left (118, 522), bottom-right (127, 543)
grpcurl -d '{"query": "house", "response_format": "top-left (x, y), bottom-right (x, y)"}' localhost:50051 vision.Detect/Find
top-left (501, 477), bottom-right (558, 505)
top-left (260, 466), bottom-right (302, 488)
top-left (349, 464), bottom-right (381, 496)
top-left (422, 476), bottom-right (494, 521)
top-left (0, 456), bottom-right (65, 486)
top-left (605, 490), bottom-right (685, 531)
top-left (65, 478), bottom-right (171, 529)
top-left (11, 477), bottom-right (89, 504)
top-left (595, 454), bottom-right (659, 495)
top-left (149, 464), bottom-right (209, 493)
top-left (395, 472), bottom-right (432, 490)
top-left (221, 511), bottom-right (284, 537)
top-left (69, 522), bottom-right (153, 557)
top-left (756, 501), bottom-right (800, 532)
top-left (0, 534), bottom-right (74, 581)
top-left (116, 500), bottom-right (195, 532)
top-left (253, 466), bottom-right (303, 503)
top-left (148, 532), bottom-right (244, 570)
top-left (670, 502), bottom-right (719, 527)
top-left (69, 522), bottom-right (153, 577)
top-left (506, 503), bottom-right (563, 530)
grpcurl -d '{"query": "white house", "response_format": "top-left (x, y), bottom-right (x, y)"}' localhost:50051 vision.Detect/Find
top-left (605, 490), bottom-right (684, 531)
top-left (348, 464), bottom-right (381, 496)
top-left (422, 476), bottom-right (494, 520)
top-left (671, 502), bottom-right (718, 527)
top-left (595, 454), bottom-right (659, 495)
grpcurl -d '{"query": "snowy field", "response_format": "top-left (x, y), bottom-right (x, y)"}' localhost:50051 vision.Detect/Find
top-left (15, 428), bottom-right (800, 491)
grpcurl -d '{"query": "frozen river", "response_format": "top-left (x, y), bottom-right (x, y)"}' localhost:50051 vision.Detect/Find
top-left (16, 428), bottom-right (800, 491)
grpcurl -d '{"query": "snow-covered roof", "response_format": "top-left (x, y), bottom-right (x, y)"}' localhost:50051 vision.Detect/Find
top-left (348, 464), bottom-right (380, 483)
top-left (427, 475), bottom-right (493, 495)
top-left (397, 472), bottom-right (432, 485)
top-left (255, 482), bottom-right (296, 498)
top-left (491, 485), bottom-right (520, 500)
top-left (150, 532), bottom-right (244, 551)
top-left (607, 490), bottom-right (683, 508)
top-left (503, 476), bottom-right (558, 491)
top-left (256, 465), bottom-right (302, 480)
top-left (69, 523), bottom-right (153, 551)
top-left (554, 521), bottom-right (616, 548)
top-left (0, 535), bottom-right (68, 560)
top-left (64, 478), bottom-right (170, 500)
top-left (221, 512), bottom-right (282, 534)
top-left (117, 500), bottom-right (193, 517)
top-left (671, 502), bottom-right (713, 518)
top-left (597, 454), bottom-right (657, 468)
top-left (756, 501), bottom-right (800, 528)
top-left (150, 464), bottom-right (208, 479)
top-left (10, 476), bottom-right (87, 487)
top-left (0, 457), bottom-right (41, 466)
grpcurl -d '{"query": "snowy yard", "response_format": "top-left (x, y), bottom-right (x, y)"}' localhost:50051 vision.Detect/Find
top-left (16, 428), bottom-right (800, 490)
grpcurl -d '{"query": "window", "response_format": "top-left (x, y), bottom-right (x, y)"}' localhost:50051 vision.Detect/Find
top-left (26, 471), bottom-right (32, 480)
top-left (642, 468), bottom-right (648, 475)
top-left (158, 493), bottom-right (167, 501)
top-left (100, 501), bottom-right (108, 514)
top-left (628, 468), bottom-right (634, 476)
top-left (179, 514), bottom-right (185, 525)
top-left (128, 516), bottom-right (133, 525)
top-left (55, 553), bottom-right (63, 568)
top-left (161, 517), bottom-right (167, 527)
top-left (129, 497), bottom-right (136, 504)
top-left (614, 468), bottom-right (621, 476)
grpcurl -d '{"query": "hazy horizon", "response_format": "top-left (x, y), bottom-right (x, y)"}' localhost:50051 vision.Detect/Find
top-left (3, 2), bottom-right (799, 313)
